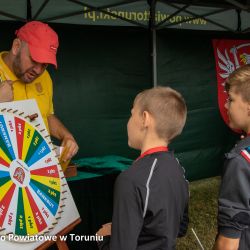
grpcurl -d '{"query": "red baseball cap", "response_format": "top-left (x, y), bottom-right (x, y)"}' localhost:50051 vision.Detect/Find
top-left (15, 21), bottom-right (59, 68)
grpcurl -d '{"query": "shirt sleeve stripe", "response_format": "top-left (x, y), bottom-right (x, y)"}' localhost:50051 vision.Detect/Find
top-left (143, 158), bottom-right (158, 218)
top-left (241, 150), bottom-right (250, 163)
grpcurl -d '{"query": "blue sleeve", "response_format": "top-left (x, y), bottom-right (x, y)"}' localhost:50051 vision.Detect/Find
top-left (178, 202), bottom-right (189, 237)
top-left (98, 174), bottom-right (144, 250)
top-left (218, 156), bottom-right (250, 238)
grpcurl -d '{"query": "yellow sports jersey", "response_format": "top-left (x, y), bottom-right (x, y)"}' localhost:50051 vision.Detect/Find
top-left (0, 51), bottom-right (54, 131)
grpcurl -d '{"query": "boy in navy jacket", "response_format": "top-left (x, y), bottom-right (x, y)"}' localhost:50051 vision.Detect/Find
top-left (97, 86), bottom-right (189, 250)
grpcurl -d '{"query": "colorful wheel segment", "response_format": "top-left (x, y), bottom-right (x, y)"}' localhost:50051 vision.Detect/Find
top-left (0, 113), bottom-right (63, 237)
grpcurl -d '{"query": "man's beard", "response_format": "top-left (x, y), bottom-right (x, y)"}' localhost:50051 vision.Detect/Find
top-left (12, 52), bottom-right (37, 83)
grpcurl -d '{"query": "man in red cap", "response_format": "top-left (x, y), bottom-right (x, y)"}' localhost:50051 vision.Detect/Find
top-left (0, 21), bottom-right (78, 161)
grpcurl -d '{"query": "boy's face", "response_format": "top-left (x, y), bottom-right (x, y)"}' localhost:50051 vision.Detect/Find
top-left (225, 86), bottom-right (250, 133)
top-left (127, 102), bottom-right (144, 150)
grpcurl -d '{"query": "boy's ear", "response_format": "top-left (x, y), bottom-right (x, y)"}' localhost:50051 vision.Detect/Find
top-left (142, 111), bottom-right (151, 127)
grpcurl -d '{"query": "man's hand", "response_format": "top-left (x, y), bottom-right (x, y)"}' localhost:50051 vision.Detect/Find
top-left (96, 223), bottom-right (112, 237)
top-left (61, 135), bottom-right (79, 161)
top-left (47, 115), bottom-right (79, 161)
top-left (213, 234), bottom-right (240, 250)
top-left (0, 80), bottom-right (13, 102)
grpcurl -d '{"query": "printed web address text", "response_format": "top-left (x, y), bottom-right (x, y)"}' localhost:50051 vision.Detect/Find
top-left (83, 7), bottom-right (207, 26)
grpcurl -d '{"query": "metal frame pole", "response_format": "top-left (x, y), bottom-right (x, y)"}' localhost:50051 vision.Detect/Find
top-left (149, 0), bottom-right (157, 87)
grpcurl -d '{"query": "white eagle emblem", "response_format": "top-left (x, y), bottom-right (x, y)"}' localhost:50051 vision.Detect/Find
top-left (217, 43), bottom-right (250, 82)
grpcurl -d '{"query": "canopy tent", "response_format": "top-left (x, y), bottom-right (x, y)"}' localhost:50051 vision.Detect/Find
top-left (0, 0), bottom-right (250, 85)
top-left (0, 1), bottom-right (248, 181)
top-left (1, 0), bottom-right (250, 32)
top-left (0, 5), bottom-right (249, 249)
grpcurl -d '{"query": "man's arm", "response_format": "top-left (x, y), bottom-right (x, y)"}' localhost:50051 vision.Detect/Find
top-left (213, 235), bottom-right (239, 250)
top-left (47, 114), bottom-right (78, 161)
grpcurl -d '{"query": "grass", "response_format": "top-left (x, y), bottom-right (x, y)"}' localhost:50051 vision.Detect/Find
top-left (176, 176), bottom-right (220, 250)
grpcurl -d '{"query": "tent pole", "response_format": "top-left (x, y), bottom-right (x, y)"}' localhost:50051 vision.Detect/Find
top-left (149, 0), bottom-right (157, 87)
top-left (27, 0), bottom-right (32, 21)
top-left (152, 28), bottom-right (157, 87)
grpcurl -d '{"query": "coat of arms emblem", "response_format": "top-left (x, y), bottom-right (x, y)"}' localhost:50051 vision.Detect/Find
top-left (13, 167), bottom-right (25, 184)
top-left (213, 39), bottom-right (250, 130)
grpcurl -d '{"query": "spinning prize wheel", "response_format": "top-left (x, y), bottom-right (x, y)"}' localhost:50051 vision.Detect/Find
top-left (0, 110), bottom-right (64, 238)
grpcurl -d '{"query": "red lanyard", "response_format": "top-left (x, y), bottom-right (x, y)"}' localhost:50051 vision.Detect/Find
top-left (136, 146), bottom-right (168, 161)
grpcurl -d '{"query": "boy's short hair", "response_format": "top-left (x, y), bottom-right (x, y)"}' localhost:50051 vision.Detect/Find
top-left (134, 86), bottom-right (187, 142)
top-left (225, 64), bottom-right (250, 102)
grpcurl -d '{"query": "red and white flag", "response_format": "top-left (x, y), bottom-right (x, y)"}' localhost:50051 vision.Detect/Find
top-left (213, 39), bottom-right (250, 129)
